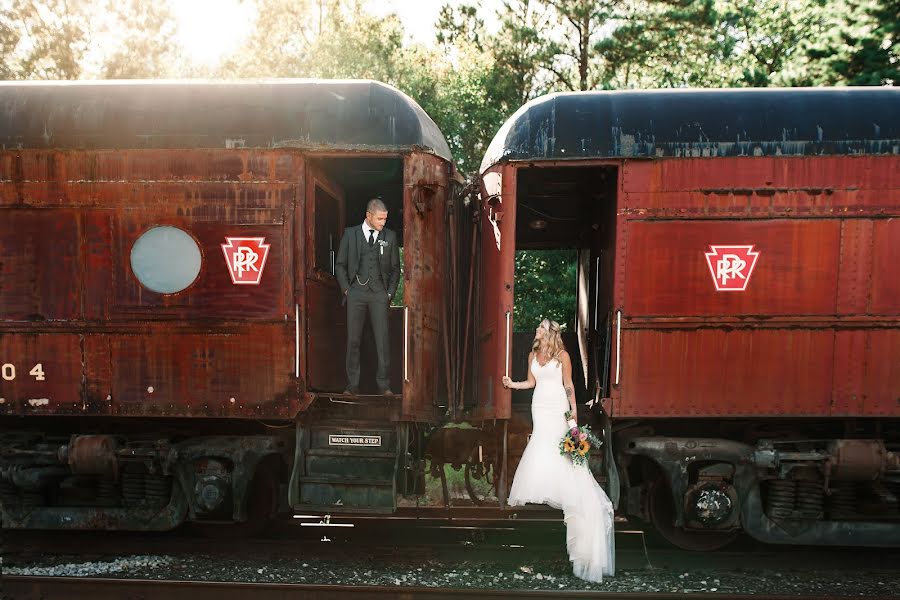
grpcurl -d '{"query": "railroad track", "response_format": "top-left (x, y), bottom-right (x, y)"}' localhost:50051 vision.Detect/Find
top-left (5, 520), bottom-right (899, 599)
top-left (5, 576), bottom-right (893, 600)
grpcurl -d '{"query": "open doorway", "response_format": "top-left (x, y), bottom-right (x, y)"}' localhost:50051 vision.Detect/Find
top-left (304, 156), bottom-right (405, 394)
top-left (508, 165), bottom-right (618, 411)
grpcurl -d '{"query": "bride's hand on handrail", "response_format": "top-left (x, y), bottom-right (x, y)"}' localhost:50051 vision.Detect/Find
top-left (502, 375), bottom-right (514, 389)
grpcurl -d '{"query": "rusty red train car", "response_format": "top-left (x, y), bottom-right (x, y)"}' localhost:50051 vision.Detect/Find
top-left (0, 80), bottom-right (456, 531)
top-left (476, 88), bottom-right (900, 548)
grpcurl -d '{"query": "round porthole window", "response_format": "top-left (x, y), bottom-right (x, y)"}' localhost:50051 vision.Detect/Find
top-left (130, 226), bottom-right (202, 294)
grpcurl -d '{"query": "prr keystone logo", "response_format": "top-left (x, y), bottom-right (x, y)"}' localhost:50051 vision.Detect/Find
top-left (221, 237), bottom-right (270, 285)
top-left (704, 245), bottom-right (760, 292)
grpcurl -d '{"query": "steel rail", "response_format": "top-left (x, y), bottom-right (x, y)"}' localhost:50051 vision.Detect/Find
top-left (4, 576), bottom-right (884, 600)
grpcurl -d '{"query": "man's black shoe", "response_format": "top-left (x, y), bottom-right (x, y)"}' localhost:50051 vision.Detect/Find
top-left (380, 389), bottom-right (394, 397)
top-left (343, 388), bottom-right (358, 396)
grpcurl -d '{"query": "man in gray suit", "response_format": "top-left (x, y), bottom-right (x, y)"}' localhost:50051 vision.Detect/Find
top-left (335, 198), bottom-right (401, 396)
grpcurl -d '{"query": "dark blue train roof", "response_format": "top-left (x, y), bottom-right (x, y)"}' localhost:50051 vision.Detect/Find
top-left (481, 87), bottom-right (900, 172)
top-left (0, 79), bottom-right (452, 160)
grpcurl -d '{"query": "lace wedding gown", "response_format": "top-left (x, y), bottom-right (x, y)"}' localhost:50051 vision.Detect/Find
top-left (508, 357), bottom-right (615, 582)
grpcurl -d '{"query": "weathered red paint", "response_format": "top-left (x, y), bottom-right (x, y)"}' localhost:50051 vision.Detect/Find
top-left (1, 147), bottom-right (454, 422)
top-left (482, 155), bottom-right (898, 421)
top-left (612, 155), bottom-right (899, 419)
top-left (401, 152), bottom-right (451, 421)
top-left (1, 150), bottom-right (298, 419)
top-left (303, 161), bottom-right (346, 393)
top-left (473, 164), bottom-right (516, 421)
top-left (624, 219), bottom-right (841, 316)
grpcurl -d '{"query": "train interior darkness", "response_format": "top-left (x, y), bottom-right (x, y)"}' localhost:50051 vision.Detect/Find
top-left (509, 165), bottom-right (618, 411)
top-left (306, 156), bottom-right (406, 394)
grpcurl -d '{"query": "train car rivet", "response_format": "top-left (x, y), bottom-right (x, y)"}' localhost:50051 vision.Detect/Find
top-left (0, 398), bottom-right (5, 404)
top-left (106, 395), bottom-right (112, 401)
top-left (229, 397), bottom-right (236, 403)
top-left (147, 386), bottom-right (154, 393)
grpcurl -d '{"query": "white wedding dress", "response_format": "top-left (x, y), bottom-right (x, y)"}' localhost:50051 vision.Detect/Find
top-left (508, 357), bottom-right (615, 583)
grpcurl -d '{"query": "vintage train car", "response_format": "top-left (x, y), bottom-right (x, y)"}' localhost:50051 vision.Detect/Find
top-left (476, 88), bottom-right (900, 548)
top-left (0, 80), bottom-right (455, 530)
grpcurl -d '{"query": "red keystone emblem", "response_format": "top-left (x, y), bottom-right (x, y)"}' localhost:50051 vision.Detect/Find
top-left (704, 245), bottom-right (760, 292)
top-left (221, 237), bottom-right (270, 285)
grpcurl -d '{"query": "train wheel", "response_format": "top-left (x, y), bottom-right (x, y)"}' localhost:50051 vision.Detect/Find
top-left (648, 478), bottom-right (739, 552)
top-left (196, 460), bottom-right (279, 539)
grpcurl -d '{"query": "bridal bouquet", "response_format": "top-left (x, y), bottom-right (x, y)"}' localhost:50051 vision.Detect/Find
top-left (559, 411), bottom-right (602, 467)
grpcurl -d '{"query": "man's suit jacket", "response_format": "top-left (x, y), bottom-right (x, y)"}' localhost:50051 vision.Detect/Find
top-left (335, 225), bottom-right (401, 299)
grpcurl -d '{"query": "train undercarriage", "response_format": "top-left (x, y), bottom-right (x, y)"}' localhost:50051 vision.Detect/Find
top-left (617, 420), bottom-right (900, 549)
top-left (0, 419), bottom-right (290, 532)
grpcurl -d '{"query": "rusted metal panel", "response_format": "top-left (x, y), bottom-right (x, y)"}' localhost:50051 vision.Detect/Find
top-left (836, 220), bottom-right (875, 315)
top-left (2, 150), bottom-right (298, 322)
top-left (303, 163), bottom-right (345, 393)
top-left (1, 149), bottom-right (302, 419)
top-left (620, 156), bottom-right (899, 218)
top-left (402, 152), bottom-right (449, 421)
top-left (623, 156), bottom-right (899, 194)
top-left (617, 328), bottom-right (835, 417)
top-left (115, 220), bottom-right (290, 320)
top-left (472, 164), bottom-right (516, 421)
top-left (871, 218), bottom-right (900, 315)
top-left (613, 153), bottom-right (898, 419)
top-left (831, 330), bottom-right (867, 415)
top-left (0, 209), bottom-right (82, 320)
top-left (0, 334), bottom-right (82, 415)
top-left (863, 329), bottom-right (900, 416)
top-left (305, 279), bottom-right (348, 391)
top-left (623, 219), bottom-right (841, 316)
top-left (84, 326), bottom-right (297, 418)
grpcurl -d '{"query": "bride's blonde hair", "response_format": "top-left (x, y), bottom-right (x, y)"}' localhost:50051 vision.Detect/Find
top-left (532, 319), bottom-right (565, 363)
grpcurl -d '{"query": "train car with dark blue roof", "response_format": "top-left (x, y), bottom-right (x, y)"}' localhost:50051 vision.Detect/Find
top-left (475, 87), bottom-right (900, 549)
top-left (0, 79), bottom-right (457, 532)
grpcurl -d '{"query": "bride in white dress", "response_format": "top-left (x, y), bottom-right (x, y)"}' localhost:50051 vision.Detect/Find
top-left (502, 319), bottom-right (615, 583)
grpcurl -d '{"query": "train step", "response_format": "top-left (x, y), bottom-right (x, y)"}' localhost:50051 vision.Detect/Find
top-left (306, 447), bottom-right (396, 459)
top-left (297, 475), bottom-right (395, 510)
top-left (294, 505), bottom-right (394, 515)
top-left (306, 451), bottom-right (396, 480)
top-left (298, 475), bottom-right (393, 486)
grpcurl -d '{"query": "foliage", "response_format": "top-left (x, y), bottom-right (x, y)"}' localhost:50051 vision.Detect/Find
top-left (514, 250), bottom-right (577, 332)
top-left (802, 0), bottom-right (899, 85)
top-left (100, 0), bottom-right (180, 79)
top-left (0, 0), bottom-right (182, 79)
top-left (422, 460), bottom-right (495, 506)
top-left (0, 0), bottom-right (92, 79)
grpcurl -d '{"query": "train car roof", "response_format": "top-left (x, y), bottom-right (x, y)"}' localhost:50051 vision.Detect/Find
top-left (0, 79), bottom-right (452, 160)
top-left (480, 87), bottom-right (900, 172)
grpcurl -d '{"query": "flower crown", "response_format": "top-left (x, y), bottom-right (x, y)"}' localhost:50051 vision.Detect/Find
top-left (541, 320), bottom-right (562, 332)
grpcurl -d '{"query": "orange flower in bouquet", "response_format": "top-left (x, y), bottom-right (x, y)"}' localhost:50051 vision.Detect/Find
top-left (559, 411), bottom-right (602, 467)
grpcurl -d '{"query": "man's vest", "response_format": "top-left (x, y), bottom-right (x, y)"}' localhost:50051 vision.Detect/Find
top-left (358, 236), bottom-right (385, 292)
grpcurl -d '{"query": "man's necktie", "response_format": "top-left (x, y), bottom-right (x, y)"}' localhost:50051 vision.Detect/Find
top-left (368, 230), bottom-right (375, 246)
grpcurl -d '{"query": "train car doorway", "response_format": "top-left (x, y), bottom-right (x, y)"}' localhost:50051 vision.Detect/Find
top-left (304, 156), bottom-right (406, 395)
top-left (508, 165), bottom-right (618, 415)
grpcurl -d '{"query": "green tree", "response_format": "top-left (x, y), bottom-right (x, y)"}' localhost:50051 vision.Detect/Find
top-left (0, 0), bottom-right (92, 79)
top-left (219, 0), bottom-right (326, 77)
top-left (802, 0), bottom-right (899, 85)
top-left (514, 249), bottom-right (577, 331)
top-left (100, 0), bottom-right (180, 79)
top-left (0, 0), bottom-right (182, 79)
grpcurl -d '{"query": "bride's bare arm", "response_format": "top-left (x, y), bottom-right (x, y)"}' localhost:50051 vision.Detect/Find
top-left (561, 351), bottom-right (576, 418)
top-left (501, 353), bottom-right (536, 390)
